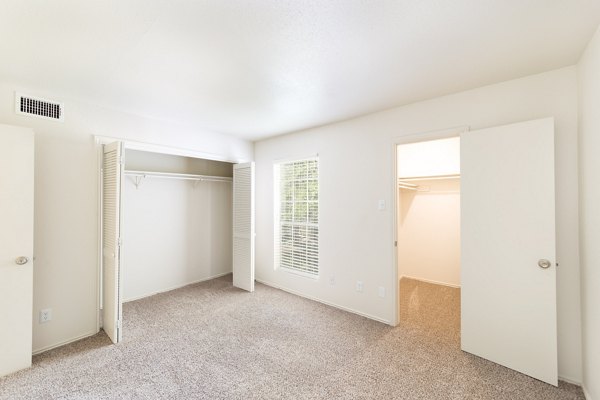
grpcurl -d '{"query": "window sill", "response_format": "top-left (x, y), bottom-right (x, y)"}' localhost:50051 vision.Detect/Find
top-left (278, 267), bottom-right (319, 280)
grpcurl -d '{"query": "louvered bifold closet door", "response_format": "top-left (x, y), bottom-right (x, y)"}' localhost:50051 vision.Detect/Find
top-left (232, 162), bottom-right (255, 292)
top-left (102, 141), bottom-right (124, 343)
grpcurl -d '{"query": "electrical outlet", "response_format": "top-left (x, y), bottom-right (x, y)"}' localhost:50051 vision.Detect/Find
top-left (329, 276), bottom-right (335, 286)
top-left (378, 199), bottom-right (386, 210)
top-left (378, 286), bottom-right (386, 298)
top-left (356, 281), bottom-right (364, 292)
top-left (39, 308), bottom-right (52, 324)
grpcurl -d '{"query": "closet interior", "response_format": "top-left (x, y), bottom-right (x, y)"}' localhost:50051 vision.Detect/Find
top-left (101, 140), bottom-right (256, 344)
top-left (121, 149), bottom-right (234, 302)
top-left (396, 137), bottom-right (461, 325)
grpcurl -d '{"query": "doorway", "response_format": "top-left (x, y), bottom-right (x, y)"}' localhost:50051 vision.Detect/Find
top-left (392, 118), bottom-right (559, 385)
top-left (396, 137), bottom-right (461, 340)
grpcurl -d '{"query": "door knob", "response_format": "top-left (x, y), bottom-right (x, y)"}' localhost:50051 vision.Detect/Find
top-left (15, 256), bottom-right (29, 265)
top-left (538, 259), bottom-right (551, 269)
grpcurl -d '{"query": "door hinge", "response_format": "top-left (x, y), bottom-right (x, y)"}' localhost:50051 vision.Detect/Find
top-left (118, 238), bottom-right (122, 247)
top-left (394, 241), bottom-right (398, 247)
top-left (117, 319), bottom-right (122, 329)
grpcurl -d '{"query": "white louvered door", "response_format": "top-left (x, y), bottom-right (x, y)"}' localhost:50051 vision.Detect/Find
top-left (233, 162), bottom-right (255, 292)
top-left (102, 142), bottom-right (124, 343)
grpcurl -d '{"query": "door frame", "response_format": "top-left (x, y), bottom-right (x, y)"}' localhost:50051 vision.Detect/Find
top-left (390, 126), bottom-right (468, 326)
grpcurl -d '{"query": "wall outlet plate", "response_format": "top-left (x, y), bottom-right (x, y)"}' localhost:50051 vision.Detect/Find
top-left (356, 281), bottom-right (364, 292)
top-left (39, 308), bottom-right (52, 324)
top-left (378, 286), bottom-right (386, 298)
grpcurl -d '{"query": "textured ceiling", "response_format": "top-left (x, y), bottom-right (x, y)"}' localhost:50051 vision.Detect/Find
top-left (1, 1), bottom-right (599, 140)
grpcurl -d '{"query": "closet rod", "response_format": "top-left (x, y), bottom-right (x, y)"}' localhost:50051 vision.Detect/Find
top-left (125, 170), bottom-right (232, 188)
top-left (398, 174), bottom-right (460, 182)
top-left (398, 184), bottom-right (418, 191)
top-left (398, 181), bottom-right (418, 191)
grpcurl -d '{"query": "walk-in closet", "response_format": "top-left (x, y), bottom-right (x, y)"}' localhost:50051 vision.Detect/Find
top-left (396, 137), bottom-right (461, 331)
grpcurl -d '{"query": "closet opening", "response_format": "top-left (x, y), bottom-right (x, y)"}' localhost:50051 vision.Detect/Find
top-left (121, 149), bottom-right (234, 302)
top-left (99, 142), bottom-right (255, 344)
top-left (396, 136), bottom-right (461, 341)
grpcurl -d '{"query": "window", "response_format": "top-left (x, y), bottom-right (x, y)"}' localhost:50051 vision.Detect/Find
top-left (274, 158), bottom-right (319, 276)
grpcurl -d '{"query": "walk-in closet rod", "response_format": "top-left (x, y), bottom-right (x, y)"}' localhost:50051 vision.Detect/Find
top-left (398, 182), bottom-right (418, 191)
top-left (398, 174), bottom-right (460, 182)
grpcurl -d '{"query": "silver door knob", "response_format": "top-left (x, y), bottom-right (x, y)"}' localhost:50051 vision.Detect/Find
top-left (15, 256), bottom-right (29, 265)
top-left (538, 259), bottom-right (551, 269)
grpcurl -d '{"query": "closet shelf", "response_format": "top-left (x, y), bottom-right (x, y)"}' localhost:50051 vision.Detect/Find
top-left (125, 170), bottom-right (233, 189)
top-left (398, 174), bottom-right (460, 192)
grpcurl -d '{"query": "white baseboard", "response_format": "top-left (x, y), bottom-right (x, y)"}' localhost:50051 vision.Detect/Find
top-left (582, 384), bottom-right (592, 400)
top-left (255, 278), bottom-right (390, 325)
top-left (123, 271), bottom-right (232, 303)
top-left (558, 375), bottom-right (582, 386)
top-left (32, 330), bottom-right (98, 356)
top-left (400, 275), bottom-right (460, 288)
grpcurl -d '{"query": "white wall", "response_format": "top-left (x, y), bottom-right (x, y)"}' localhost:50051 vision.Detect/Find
top-left (0, 81), bottom-right (253, 354)
top-left (125, 149), bottom-right (235, 176)
top-left (398, 179), bottom-right (460, 287)
top-left (254, 67), bottom-right (581, 382)
top-left (397, 137), bottom-right (460, 178)
top-left (577, 25), bottom-right (600, 400)
top-left (122, 178), bottom-right (232, 302)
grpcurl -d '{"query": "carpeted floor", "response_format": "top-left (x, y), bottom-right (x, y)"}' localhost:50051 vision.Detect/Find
top-left (0, 276), bottom-right (585, 400)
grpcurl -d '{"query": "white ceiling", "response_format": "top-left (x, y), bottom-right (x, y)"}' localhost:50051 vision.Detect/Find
top-left (1, 1), bottom-right (599, 141)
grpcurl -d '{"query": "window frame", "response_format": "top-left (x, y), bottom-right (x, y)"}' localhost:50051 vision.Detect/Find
top-left (273, 156), bottom-right (319, 278)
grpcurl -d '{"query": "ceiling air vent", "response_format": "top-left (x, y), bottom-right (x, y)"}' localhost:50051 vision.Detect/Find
top-left (15, 92), bottom-right (64, 121)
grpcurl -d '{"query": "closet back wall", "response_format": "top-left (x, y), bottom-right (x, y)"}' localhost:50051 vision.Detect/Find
top-left (122, 150), bottom-right (233, 301)
top-left (398, 178), bottom-right (460, 287)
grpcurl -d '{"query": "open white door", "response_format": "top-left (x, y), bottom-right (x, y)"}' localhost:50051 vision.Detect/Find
top-left (0, 124), bottom-right (34, 377)
top-left (102, 141), bottom-right (124, 343)
top-left (233, 162), bottom-right (255, 292)
top-left (461, 118), bottom-right (557, 385)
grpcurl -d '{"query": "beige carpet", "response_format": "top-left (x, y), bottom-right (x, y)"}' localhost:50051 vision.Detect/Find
top-left (0, 275), bottom-right (585, 400)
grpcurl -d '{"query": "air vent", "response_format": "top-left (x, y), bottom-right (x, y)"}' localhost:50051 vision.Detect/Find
top-left (15, 92), bottom-right (64, 121)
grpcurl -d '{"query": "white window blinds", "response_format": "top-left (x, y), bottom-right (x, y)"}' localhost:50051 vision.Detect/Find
top-left (274, 158), bottom-right (319, 276)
